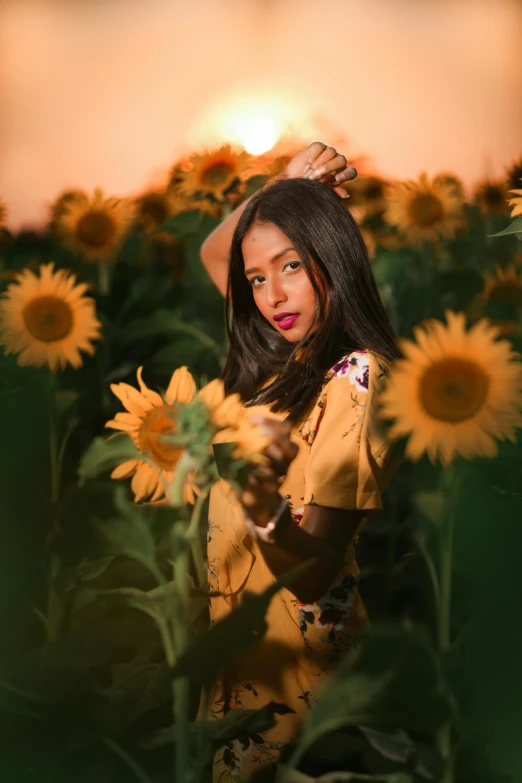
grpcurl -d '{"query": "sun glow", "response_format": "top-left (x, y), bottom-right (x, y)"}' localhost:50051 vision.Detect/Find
top-left (231, 111), bottom-right (281, 155)
top-left (189, 89), bottom-right (310, 157)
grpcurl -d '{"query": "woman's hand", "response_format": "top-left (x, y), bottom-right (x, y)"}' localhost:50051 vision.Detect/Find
top-left (283, 142), bottom-right (358, 198)
top-left (238, 417), bottom-right (299, 527)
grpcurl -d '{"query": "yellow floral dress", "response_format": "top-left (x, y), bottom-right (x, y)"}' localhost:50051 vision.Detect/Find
top-left (206, 351), bottom-right (395, 782)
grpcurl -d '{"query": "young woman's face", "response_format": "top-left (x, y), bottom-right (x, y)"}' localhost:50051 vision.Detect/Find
top-left (242, 222), bottom-right (317, 343)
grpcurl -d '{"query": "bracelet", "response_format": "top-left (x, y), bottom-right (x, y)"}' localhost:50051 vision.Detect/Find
top-left (243, 496), bottom-right (292, 545)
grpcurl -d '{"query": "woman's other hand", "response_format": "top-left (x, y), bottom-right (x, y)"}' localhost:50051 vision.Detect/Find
top-left (238, 417), bottom-right (298, 527)
top-left (283, 142), bottom-right (358, 198)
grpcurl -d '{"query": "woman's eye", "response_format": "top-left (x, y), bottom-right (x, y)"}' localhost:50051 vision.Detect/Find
top-left (283, 261), bottom-right (301, 273)
top-left (249, 276), bottom-right (264, 288)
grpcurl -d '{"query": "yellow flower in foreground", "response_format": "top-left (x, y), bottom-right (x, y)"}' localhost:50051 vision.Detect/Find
top-left (380, 311), bottom-right (522, 465)
top-left (106, 366), bottom-right (197, 503)
top-left (55, 188), bottom-right (135, 263)
top-left (508, 178), bottom-right (522, 219)
top-left (198, 378), bottom-right (270, 462)
top-left (473, 179), bottom-right (509, 215)
top-left (0, 263), bottom-right (102, 370)
top-left (178, 145), bottom-right (251, 201)
top-left (384, 172), bottom-right (464, 244)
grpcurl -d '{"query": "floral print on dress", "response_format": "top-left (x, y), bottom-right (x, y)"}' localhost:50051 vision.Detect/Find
top-left (330, 350), bottom-right (370, 392)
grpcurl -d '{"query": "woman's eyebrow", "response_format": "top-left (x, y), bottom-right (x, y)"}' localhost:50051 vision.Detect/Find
top-left (244, 247), bottom-right (296, 276)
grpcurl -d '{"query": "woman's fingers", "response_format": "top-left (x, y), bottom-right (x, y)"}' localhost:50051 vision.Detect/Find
top-left (304, 146), bottom-right (338, 178)
top-left (332, 165), bottom-right (358, 184)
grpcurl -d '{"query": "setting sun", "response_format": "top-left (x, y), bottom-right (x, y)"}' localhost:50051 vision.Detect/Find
top-left (229, 110), bottom-right (280, 154)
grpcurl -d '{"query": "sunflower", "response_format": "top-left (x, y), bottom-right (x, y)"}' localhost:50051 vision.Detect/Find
top-left (472, 179), bottom-right (509, 215)
top-left (506, 157), bottom-right (522, 191)
top-left (482, 265), bottom-right (522, 307)
top-left (0, 262), bottom-right (102, 370)
top-left (134, 188), bottom-right (182, 233)
top-left (380, 311), bottom-right (522, 465)
top-left (55, 188), bottom-right (136, 263)
top-left (508, 178), bottom-right (522, 219)
top-left (106, 366), bottom-right (197, 503)
top-left (198, 378), bottom-right (270, 462)
top-left (178, 145), bottom-right (251, 201)
top-left (384, 172), bottom-right (465, 244)
top-left (433, 172), bottom-right (465, 200)
top-left (50, 189), bottom-right (88, 224)
top-left (345, 175), bottom-right (389, 216)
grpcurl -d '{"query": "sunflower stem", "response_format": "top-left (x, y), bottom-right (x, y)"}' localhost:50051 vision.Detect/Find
top-left (98, 263), bottom-right (111, 296)
top-left (47, 374), bottom-right (60, 505)
top-left (437, 469), bottom-right (457, 783)
top-left (186, 490), bottom-right (209, 588)
top-left (171, 525), bottom-right (192, 782)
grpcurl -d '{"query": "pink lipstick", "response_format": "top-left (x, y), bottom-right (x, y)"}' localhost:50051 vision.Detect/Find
top-left (273, 312), bottom-right (300, 330)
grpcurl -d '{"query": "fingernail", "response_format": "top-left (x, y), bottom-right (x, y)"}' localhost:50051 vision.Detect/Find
top-left (335, 172), bottom-right (344, 182)
top-left (309, 169), bottom-right (322, 180)
top-left (303, 164), bottom-right (310, 176)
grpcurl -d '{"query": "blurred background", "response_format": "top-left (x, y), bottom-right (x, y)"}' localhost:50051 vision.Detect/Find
top-left (1, 0), bottom-right (521, 228)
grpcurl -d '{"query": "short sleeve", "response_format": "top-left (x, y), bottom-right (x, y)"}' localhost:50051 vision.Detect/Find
top-left (303, 351), bottom-right (393, 511)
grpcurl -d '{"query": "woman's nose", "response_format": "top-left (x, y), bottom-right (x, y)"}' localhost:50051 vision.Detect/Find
top-left (266, 277), bottom-right (287, 308)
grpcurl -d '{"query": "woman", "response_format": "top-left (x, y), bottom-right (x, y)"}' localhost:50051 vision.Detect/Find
top-left (200, 143), bottom-right (397, 781)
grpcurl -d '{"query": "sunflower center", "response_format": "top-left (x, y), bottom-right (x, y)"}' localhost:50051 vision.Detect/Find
top-left (408, 194), bottom-right (444, 227)
top-left (419, 358), bottom-right (490, 423)
top-left (140, 195), bottom-right (169, 227)
top-left (201, 162), bottom-right (234, 187)
top-left (23, 296), bottom-right (73, 343)
top-left (138, 404), bottom-right (182, 471)
top-left (365, 183), bottom-right (384, 200)
top-left (484, 186), bottom-right (504, 207)
top-left (76, 210), bottom-right (116, 248)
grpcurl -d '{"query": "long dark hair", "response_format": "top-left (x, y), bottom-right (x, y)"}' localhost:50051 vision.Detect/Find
top-left (221, 177), bottom-right (397, 422)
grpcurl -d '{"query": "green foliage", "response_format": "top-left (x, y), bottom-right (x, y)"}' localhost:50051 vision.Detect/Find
top-left (488, 215), bottom-right (522, 240)
top-left (287, 628), bottom-right (449, 769)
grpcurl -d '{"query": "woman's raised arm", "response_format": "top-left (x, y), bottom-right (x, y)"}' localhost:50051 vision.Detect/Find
top-left (200, 143), bottom-right (357, 297)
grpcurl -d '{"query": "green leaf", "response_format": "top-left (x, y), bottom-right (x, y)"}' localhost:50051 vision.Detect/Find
top-left (244, 175), bottom-right (266, 198)
top-left (149, 339), bottom-right (207, 370)
top-left (156, 210), bottom-right (203, 237)
top-left (140, 700), bottom-right (293, 751)
top-left (287, 627), bottom-right (450, 769)
top-left (121, 309), bottom-right (223, 361)
top-left (358, 726), bottom-right (444, 780)
top-left (91, 487), bottom-right (174, 579)
top-left (78, 436), bottom-right (140, 483)
top-left (487, 216), bottom-right (522, 239)
top-left (415, 491), bottom-right (445, 526)
top-left (275, 768), bottom-right (414, 782)
top-left (171, 561), bottom-right (314, 690)
top-left (60, 556), bottom-right (117, 592)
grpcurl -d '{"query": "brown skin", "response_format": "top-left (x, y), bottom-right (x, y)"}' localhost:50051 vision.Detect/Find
top-left (243, 223), bottom-right (317, 343)
top-left (240, 418), bottom-right (366, 604)
top-left (201, 143), bottom-right (364, 603)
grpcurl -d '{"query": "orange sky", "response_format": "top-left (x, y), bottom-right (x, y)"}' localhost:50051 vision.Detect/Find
top-left (1, 0), bottom-right (521, 229)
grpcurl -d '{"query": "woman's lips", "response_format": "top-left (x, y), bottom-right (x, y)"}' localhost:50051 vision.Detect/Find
top-left (274, 313), bottom-right (300, 330)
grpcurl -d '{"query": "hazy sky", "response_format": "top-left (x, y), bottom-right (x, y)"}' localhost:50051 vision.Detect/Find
top-left (1, 0), bottom-right (521, 228)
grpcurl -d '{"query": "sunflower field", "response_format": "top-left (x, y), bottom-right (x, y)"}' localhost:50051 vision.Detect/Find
top-left (1, 145), bottom-right (522, 783)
